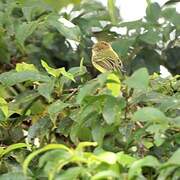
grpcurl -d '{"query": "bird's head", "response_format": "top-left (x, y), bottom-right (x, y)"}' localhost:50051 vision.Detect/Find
top-left (92, 41), bottom-right (111, 53)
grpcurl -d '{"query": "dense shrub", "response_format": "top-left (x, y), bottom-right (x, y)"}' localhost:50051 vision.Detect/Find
top-left (0, 0), bottom-right (179, 179)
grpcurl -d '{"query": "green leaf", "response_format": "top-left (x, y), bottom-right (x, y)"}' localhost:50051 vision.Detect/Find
top-left (16, 62), bottom-right (38, 72)
top-left (76, 81), bottom-right (99, 104)
top-left (103, 96), bottom-right (120, 125)
top-left (0, 97), bottom-right (8, 118)
top-left (47, 15), bottom-right (81, 41)
top-left (60, 68), bottom-right (75, 82)
top-left (147, 125), bottom-right (167, 146)
top-left (133, 107), bottom-right (169, 146)
top-left (0, 36), bottom-right (10, 63)
top-left (140, 30), bottom-right (161, 45)
top-left (166, 148), bottom-right (180, 166)
top-left (119, 19), bottom-right (144, 30)
top-left (28, 117), bottom-right (52, 141)
top-left (133, 107), bottom-right (168, 123)
top-left (146, 2), bottom-right (161, 22)
top-left (76, 142), bottom-right (97, 151)
top-left (161, 8), bottom-right (180, 27)
top-left (92, 170), bottom-right (119, 180)
top-left (125, 68), bottom-right (149, 90)
top-left (96, 151), bottom-right (117, 164)
top-left (112, 38), bottom-right (135, 57)
top-left (56, 118), bottom-right (73, 137)
top-left (0, 143), bottom-right (28, 159)
top-left (0, 109), bottom-right (6, 121)
top-left (92, 125), bottom-right (105, 146)
top-left (43, 0), bottom-right (81, 11)
top-left (130, 48), bottom-right (161, 74)
top-left (68, 66), bottom-right (87, 78)
top-left (38, 79), bottom-right (55, 102)
top-left (15, 21), bottom-right (38, 47)
top-left (128, 156), bottom-right (160, 179)
top-left (23, 144), bottom-right (72, 175)
top-left (116, 152), bottom-right (137, 167)
top-left (55, 167), bottom-right (84, 180)
top-left (41, 60), bottom-right (75, 81)
top-left (48, 100), bottom-right (69, 123)
top-left (107, 0), bottom-right (119, 25)
top-left (106, 73), bottom-right (121, 97)
top-left (171, 116), bottom-right (180, 128)
top-left (39, 149), bottom-right (71, 168)
top-left (0, 172), bottom-right (29, 180)
top-left (0, 71), bottom-right (50, 86)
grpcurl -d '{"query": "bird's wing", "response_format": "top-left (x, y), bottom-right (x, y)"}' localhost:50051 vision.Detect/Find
top-left (95, 56), bottom-right (121, 72)
top-left (93, 58), bottom-right (113, 71)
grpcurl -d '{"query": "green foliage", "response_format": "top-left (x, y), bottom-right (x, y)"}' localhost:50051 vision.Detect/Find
top-left (0, 60), bottom-right (179, 179)
top-left (0, 0), bottom-right (179, 74)
top-left (0, 0), bottom-right (180, 179)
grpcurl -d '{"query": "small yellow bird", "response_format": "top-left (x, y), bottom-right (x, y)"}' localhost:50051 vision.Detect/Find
top-left (91, 41), bottom-right (124, 74)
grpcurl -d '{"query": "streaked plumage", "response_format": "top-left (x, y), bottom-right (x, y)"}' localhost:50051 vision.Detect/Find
top-left (91, 41), bottom-right (123, 73)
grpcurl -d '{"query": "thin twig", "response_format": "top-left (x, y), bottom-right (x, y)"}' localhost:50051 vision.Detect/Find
top-left (64, 88), bottom-right (78, 102)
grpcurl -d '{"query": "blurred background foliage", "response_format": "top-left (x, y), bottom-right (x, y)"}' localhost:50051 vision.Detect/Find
top-left (0, 0), bottom-right (179, 75)
top-left (0, 0), bottom-right (180, 179)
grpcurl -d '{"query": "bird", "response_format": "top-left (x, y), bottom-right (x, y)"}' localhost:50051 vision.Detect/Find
top-left (91, 41), bottom-right (124, 74)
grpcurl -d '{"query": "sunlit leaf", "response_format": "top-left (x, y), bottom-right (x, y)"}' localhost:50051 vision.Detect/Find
top-left (41, 60), bottom-right (75, 81)
top-left (92, 170), bottom-right (119, 180)
top-left (117, 152), bottom-right (137, 167)
top-left (106, 73), bottom-right (121, 97)
top-left (16, 62), bottom-right (38, 72)
top-left (0, 97), bottom-right (8, 119)
top-left (97, 150), bottom-right (117, 164)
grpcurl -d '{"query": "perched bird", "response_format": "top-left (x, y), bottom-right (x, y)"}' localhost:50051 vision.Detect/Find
top-left (91, 41), bottom-right (124, 74)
